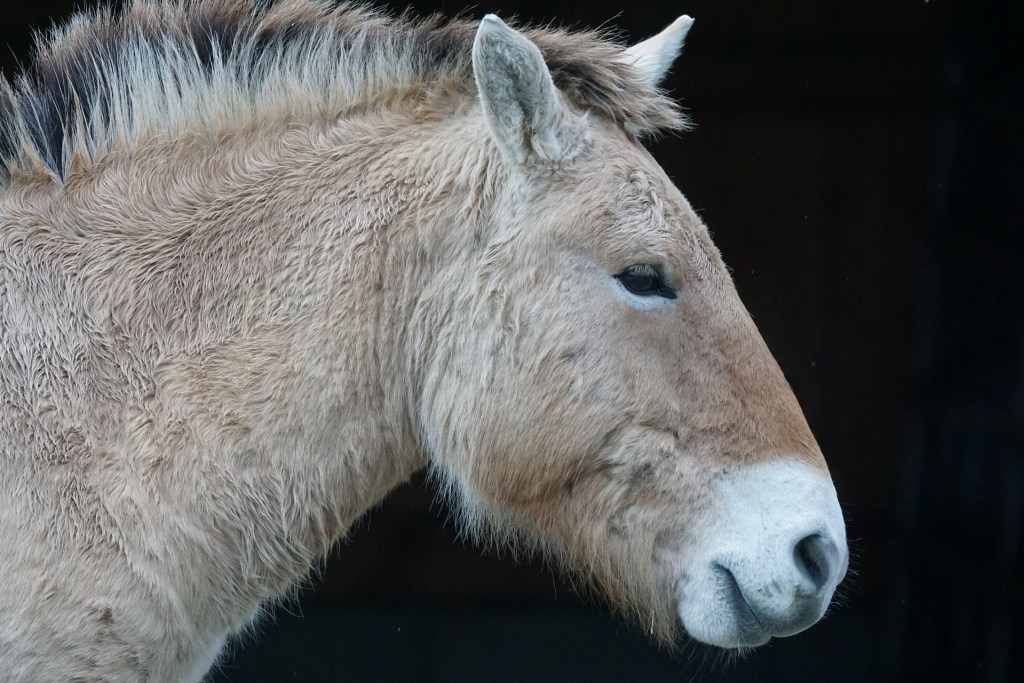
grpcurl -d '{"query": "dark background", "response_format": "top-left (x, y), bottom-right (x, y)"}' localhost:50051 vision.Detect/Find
top-left (4, 1), bottom-right (1021, 681)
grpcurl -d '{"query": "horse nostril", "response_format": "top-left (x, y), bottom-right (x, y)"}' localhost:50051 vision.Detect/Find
top-left (793, 533), bottom-right (835, 593)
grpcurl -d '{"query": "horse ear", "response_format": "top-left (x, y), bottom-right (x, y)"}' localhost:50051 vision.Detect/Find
top-left (472, 15), bottom-right (584, 165)
top-left (623, 15), bottom-right (694, 87)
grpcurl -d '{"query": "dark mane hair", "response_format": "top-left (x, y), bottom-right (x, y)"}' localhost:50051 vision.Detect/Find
top-left (0, 0), bottom-right (686, 185)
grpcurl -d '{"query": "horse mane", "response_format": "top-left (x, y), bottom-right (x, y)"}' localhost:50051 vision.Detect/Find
top-left (0, 0), bottom-right (687, 187)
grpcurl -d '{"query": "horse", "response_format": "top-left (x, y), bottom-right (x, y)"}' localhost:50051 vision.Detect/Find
top-left (0, 1), bottom-right (847, 680)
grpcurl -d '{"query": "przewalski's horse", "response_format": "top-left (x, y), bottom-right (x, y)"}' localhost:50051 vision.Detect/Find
top-left (0, 1), bottom-right (847, 680)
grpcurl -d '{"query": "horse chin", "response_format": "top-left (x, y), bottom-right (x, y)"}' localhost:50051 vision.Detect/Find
top-left (677, 597), bottom-right (773, 649)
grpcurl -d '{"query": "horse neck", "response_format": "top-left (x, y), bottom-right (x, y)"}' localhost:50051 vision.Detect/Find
top-left (2, 111), bottom-right (500, 632)
top-left (151, 115), bottom-right (499, 610)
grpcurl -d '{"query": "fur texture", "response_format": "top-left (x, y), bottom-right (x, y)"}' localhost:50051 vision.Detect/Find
top-left (0, 0), bottom-right (685, 186)
top-left (0, 2), bottom-right (846, 681)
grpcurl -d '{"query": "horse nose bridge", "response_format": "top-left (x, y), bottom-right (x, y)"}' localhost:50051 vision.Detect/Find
top-left (690, 309), bottom-right (825, 466)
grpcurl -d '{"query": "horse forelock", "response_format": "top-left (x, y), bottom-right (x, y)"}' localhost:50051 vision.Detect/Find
top-left (0, 0), bottom-right (687, 188)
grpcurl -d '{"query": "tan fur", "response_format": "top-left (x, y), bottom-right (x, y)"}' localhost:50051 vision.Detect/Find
top-left (0, 2), bottom-right (837, 680)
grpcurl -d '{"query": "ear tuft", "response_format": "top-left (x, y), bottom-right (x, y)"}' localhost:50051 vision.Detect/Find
top-left (623, 15), bottom-right (694, 87)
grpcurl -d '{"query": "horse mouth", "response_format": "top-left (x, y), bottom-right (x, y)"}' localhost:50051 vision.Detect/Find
top-left (712, 563), bottom-right (771, 646)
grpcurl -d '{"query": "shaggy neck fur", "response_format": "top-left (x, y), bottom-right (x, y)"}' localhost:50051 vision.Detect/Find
top-left (0, 0), bottom-right (684, 187)
top-left (0, 78), bottom-right (514, 678)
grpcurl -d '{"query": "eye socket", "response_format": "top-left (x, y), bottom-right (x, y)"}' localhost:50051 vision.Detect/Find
top-left (614, 264), bottom-right (677, 299)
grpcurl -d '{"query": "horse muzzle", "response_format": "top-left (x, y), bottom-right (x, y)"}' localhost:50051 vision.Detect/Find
top-left (674, 459), bottom-right (848, 648)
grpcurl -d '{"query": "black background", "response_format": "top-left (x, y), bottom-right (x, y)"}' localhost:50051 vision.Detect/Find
top-left (3, 1), bottom-right (1022, 681)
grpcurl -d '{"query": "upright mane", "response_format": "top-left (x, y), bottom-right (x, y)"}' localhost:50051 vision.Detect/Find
top-left (0, 0), bottom-right (686, 187)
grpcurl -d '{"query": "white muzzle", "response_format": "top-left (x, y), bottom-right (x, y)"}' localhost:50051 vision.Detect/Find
top-left (674, 459), bottom-right (848, 647)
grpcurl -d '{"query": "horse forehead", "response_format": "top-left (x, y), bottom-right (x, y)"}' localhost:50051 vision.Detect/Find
top-left (540, 151), bottom-right (684, 224)
top-left (584, 141), bottom-right (694, 224)
top-left (605, 165), bottom-right (709, 249)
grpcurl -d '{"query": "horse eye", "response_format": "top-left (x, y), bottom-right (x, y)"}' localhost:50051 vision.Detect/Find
top-left (615, 264), bottom-right (677, 299)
